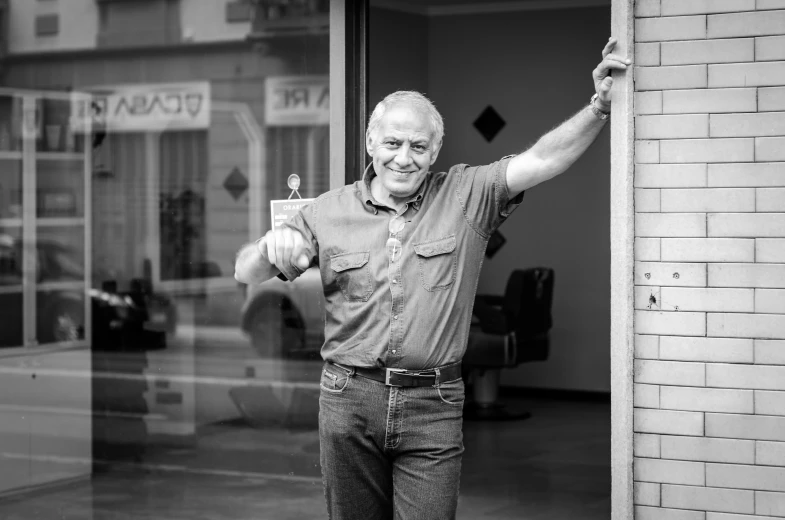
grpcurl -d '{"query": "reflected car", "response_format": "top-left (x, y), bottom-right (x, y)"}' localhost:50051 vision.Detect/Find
top-left (0, 237), bottom-right (175, 351)
top-left (240, 268), bottom-right (326, 360)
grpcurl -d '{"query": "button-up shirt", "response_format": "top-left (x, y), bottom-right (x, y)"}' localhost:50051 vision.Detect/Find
top-left (281, 156), bottom-right (523, 370)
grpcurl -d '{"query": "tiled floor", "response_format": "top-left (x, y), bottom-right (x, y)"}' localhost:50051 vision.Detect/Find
top-left (0, 396), bottom-right (610, 519)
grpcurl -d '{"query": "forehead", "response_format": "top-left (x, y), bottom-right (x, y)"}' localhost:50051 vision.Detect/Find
top-left (377, 104), bottom-right (433, 140)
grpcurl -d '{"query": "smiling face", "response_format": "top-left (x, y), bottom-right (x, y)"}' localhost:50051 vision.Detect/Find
top-left (366, 104), bottom-right (441, 208)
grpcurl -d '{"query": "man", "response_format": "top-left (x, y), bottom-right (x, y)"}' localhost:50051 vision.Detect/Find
top-left (235, 38), bottom-right (629, 520)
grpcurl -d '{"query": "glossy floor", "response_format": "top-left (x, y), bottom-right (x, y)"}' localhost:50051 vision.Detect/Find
top-left (0, 397), bottom-right (610, 519)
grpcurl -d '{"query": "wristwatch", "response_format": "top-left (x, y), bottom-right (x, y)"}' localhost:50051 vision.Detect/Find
top-left (589, 93), bottom-right (610, 120)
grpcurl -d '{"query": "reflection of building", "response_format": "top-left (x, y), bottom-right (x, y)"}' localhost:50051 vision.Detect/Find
top-left (4, 0), bottom-right (329, 317)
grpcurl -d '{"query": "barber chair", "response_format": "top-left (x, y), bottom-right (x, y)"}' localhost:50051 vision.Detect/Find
top-left (463, 267), bottom-right (554, 421)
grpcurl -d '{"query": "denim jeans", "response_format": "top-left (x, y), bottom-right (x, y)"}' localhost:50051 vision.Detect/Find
top-left (318, 362), bottom-right (465, 520)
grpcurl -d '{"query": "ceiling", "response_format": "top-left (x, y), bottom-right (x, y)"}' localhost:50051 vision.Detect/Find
top-left (369, 0), bottom-right (610, 16)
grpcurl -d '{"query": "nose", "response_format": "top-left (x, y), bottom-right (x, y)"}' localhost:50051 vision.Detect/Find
top-left (394, 144), bottom-right (412, 167)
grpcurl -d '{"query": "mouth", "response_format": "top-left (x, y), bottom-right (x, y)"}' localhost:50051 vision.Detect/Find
top-left (388, 167), bottom-right (416, 177)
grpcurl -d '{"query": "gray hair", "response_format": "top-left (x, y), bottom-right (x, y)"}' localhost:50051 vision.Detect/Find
top-left (366, 91), bottom-right (444, 147)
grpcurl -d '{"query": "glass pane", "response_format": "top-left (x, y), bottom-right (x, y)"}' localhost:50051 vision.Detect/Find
top-left (0, 1), bottom-right (334, 516)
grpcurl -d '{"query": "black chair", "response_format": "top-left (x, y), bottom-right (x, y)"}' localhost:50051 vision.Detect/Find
top-left (463, 267), bottom-right (554, 421)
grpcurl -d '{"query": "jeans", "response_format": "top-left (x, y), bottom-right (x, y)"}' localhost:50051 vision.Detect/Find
top-left (318, 362), bottom-right (465, 520)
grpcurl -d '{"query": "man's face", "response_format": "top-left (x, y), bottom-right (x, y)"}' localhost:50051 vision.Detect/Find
top-left (366, 104), bottom-right (441, 203)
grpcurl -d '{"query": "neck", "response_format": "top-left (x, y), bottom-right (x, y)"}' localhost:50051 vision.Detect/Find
top-left (370, 176), bottom-right (408, 212)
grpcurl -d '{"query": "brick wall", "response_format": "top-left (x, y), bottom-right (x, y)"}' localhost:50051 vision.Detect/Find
top-left (632, 1), bottom-right (785, 518)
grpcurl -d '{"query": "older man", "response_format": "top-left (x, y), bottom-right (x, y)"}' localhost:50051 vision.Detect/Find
top-left (235, 38), bottom-right (629, 520)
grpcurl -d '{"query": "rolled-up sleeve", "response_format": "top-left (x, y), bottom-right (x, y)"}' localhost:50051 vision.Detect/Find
top-left (455, 155), bottom-right (524, 237)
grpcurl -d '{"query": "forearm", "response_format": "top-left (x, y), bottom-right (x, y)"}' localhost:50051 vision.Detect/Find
top-left (234, 239), bottom-right (280, 285)
top-left (527, 103), bottom-right (608, 183)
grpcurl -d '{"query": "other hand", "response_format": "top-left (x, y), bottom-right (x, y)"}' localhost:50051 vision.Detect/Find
top-left (259, 227), bottom-right (311, 280)
top-left (593, 37), bottom-right (631, 110)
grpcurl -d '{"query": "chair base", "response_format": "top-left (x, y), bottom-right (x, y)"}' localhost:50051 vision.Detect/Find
top-left (463, 401), bottom-right (532, 421)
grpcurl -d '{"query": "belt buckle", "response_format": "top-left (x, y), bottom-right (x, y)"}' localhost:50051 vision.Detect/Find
top-left (385, 368), bottom-right (406, 387)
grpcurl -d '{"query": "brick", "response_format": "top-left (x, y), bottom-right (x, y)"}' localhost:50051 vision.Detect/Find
top-left (636, 91), bottom-right (663, 115)
top-left (758, 188), bottom-right (785, 211)
top-left (756, 390), bottom-right (785, 415)
top-left (759, 87), bottom-right (785, 111)
top-left (636, 310), bottom-right (708, 336)
top-left (635, 261), bottom-right (707, 286)
top-left (757, 440), bottom-right (785, 465)
top-left (662, 484), bottom-right (754, 514)
top-left (707, 413), bottom-right (785, 441)
top-left (660, 287), bottom-right (755, 312)
top-left (661, 385), bottom-right (754, 413)
top-left (661, 436), bottom-right (755, 464)
top-left (636, 164), bottom-right (707, 188)
top-left (709, 263), bottom-right (785, 288)
top-left (635, 359), bottom-right (706, 386)
top-left (636, 65), bottom-right (708, 91)
top-left (636, 43), bottom-right (661, 66)
top-left (635, 482), bottom-right (661, 506)
top-left (757, 289), bottom-right (785, 313)
top-left (755, 339), bottom-right (785, 364)
top-left (637, 285), bottom-right (661, 310)
top-left (637, 140), bottom-right (661, 163)
top-left (757, 239), bottom-right (785, 261)
top-left (709, 62), bottom-right (785, 87)
top-left (662, 0), bottom-right (755, 15)
top-left (636, 238), bottom-right (662, 261)
top-left (637, 213), bottom-right (707, 237)
top-left (707, 363), bottom-right (785, 390)
top-left (711, 113), bottom-right (785, 137)
top-left (708, 10), bottom-right (785, 37)
top-left (708, 214), bottom-right (785, 238)
top-left (758, 137), bottom-right (785, 161)
top-left (661, 188), bottom-right (755, 212)
top-left (635, 0), bottom-right (661, 17)
top-left (635, 383), bottom-right (661, 408)
top-left (636, 189), bottom-right (661, 212)
top-left (662, 38), bottom-right (754, 66)
top-left (756, 490), bottom-right (785, 516)
top-left (706, 462), bottom-right (785, 491)
top-left (661, 238), bottom-right (755, 262)
top-left (636, 506), bottom-right (705, 520)
top-left (708, 313), bottom-right (785, 338)
top-left (660, 336), bottom-right (754, 363)
top-left (758, 0), bottom-right (785, 8)
top-left (660, 139), bottom-right (754, 163)
top-left (756, 35), bottom-right (785, 61)
top-left (637, 16), bottom-right (707, 42)
top-left (663, 88), bottom-right (757, 114)
top-left (708, 162), bottom-right (785, 187)
top-left (635, 432), bottom-right (662, 458)
top-left (638, 115), bottom-right (709, 139)
top-left (635, 457), bottom-right (706, 485)
top-left (706, 514), bottom-right (778, 520)
top-left (636, 334), bottom-right (661, 359)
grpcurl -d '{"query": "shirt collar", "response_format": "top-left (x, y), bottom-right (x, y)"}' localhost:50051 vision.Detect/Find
top-left (361, 163), bottom-right (428, 213)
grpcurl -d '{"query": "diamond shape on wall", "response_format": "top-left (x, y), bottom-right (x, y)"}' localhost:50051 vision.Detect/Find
top-left (473, 106), bottom-right (506, 142)
top-left (224, 167), bottom-right (249, 201)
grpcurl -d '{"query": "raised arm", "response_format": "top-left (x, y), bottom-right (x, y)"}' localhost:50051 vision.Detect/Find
top-left (505, 37), bottom-right (631, 198)
top-left (234, 227), bottom-right (312, 285)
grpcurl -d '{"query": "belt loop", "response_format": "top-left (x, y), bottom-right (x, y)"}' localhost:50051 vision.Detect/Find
top-left (434, 367), bottom-right (441, 388)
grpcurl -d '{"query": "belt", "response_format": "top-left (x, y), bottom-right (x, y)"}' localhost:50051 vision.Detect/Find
top-left (331, 362), bottom-right (462, 387)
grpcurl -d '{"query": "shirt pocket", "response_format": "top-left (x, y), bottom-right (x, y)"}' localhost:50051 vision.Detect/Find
top-left (413, 235), bottom-right (457, 292)
top-left (330, 251), bottom-right (372, 302)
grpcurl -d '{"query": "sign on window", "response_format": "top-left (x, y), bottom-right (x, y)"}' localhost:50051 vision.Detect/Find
top-left (265, 76), bottom-right (329, 126)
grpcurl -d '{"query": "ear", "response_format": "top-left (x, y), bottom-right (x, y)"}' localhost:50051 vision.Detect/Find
top-left (429, 139), bottom-right (442, 165)
top-left (366, 132), bottom-right (375, 157)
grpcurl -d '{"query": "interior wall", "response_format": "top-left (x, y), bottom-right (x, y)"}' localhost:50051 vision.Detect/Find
top-left (368, 8), bottom-right (430, 109)
top-left (429, 7), bottom-right (612, 392)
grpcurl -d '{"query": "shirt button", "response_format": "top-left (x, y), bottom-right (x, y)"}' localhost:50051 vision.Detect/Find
top-left (392, 350), bottom-right (397, 354)
top-left (392, 279), bottom-right (397, 284)
top-left (393, 315), bottom-right (399, 320)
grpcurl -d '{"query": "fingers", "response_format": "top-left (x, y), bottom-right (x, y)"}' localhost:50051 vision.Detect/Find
top-left (601, 37), bottom-right (617, 59)
top-left (263, 228), bottom-right (309, 279)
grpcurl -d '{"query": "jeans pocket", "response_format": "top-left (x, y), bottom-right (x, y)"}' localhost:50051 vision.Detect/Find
top-left (414, 235), bottom-right (457, 292)
top-left (320, 365), bottom-right (351, 394)
top-left (435, 378), bottom-right (465, 406)
top-left (330, 251), bottom-right (372, 301)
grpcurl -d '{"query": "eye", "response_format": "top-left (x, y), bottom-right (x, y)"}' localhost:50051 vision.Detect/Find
top-left (412, 144), bottom-right (426, 152)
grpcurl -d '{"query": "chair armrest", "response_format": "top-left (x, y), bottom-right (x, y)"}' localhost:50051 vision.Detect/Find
top-left (472, 295), bottom-right (508, 334)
